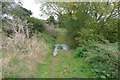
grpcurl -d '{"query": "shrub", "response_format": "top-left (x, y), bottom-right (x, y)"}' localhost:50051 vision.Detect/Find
top-left (27, 17), bottom-right (45, 33)
top-left (72, 41), bottom-right (119, 78)
top-left (47, 16), bottom-right (56, 25)
top-left (75, 28), bottom-right (104, 47)
top-left (72, 46), bottom-right (88, 58)
top-left (36, 32), bottom-right (56, 50)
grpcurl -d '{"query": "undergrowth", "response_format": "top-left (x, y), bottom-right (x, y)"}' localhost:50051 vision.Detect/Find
top-left (1, 33), bottom-right (50, 78)
top-left (72, 41), bottom-right (119, 78)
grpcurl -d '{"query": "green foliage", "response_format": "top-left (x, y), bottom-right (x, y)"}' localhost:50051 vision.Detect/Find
top-left (27, 17), bottom-right (44, 33)
top-left (36, 32), bottom-right (56, 49)
top-left (75, 28), bottom-right (103, 47)
top-left (5, 73), bottom-right (18, 78)
top-left (72, 47), bottom-right (87, 58)
top-left (58, 46), bottom-right (63, 49)
top-left (42, 2), bottom-right (118, 47)
top-left (2, 2), bottom-right (33, 36)
top-left (11, 6), bottom-right (32, 19)
top-left (47, 16), bottom-right (56, 25)
top-left (101, 18), bottom-right (118, 43)
top-left (72, 41), bottom-right (119, 78)
top-left (38, 50), bottom-right (94, 78)
top-left (2, 2), bottom-right (32, 19)
top-left (2, 1), bottom-right (119, 78)
top-left (2, 2), bottom-right (13, 14)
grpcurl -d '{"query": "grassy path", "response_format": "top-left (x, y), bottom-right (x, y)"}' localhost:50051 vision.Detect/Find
top-left (38, 50), bottom-right (94, 78)
top-left (37, 27), bottom-right (94, 78)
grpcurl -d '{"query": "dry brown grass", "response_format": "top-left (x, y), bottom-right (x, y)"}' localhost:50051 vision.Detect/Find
top-left (1, 33), bottom-right (50, 78)
top-left (1, 17), bottom-right (51, 78)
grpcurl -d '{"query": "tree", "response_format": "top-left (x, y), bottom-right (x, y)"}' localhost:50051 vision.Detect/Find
top-left (27, 17), bottom-right (44, 33)
top-left (47, 16), bottom-right (56, 25)
top-left (2, 2), bottom-right (32, 19)
top-left (41, 2), bottom-right (119, 47)
top-left (2, 2), bottom-right (33, 37)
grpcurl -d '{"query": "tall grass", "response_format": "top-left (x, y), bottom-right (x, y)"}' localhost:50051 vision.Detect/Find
top-left (2, 34), bottom-right (50, 78)
top-left (0, 27), bottom-right (2, 79)
top-left (1, 18), bottom-right (50, 78)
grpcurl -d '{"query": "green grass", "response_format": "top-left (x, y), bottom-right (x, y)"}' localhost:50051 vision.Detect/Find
top-left (44, 25), bottom-right (68, 44)
top-left (5, 73), bottom-right (18, 78)
top-left (55, 28), bottom-right (68, 44)
top-left (37, 50), bottom-right (94, 78)
top-left (37, 27), bottom-right (94, 78)
top-left (37, 54), bottom-right (52, 78)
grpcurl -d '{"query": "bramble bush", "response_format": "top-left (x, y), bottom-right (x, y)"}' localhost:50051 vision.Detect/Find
top-left (72, 41), bottom-right (119, 78)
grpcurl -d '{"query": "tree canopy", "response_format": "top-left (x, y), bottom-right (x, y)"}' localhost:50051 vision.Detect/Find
top-left (41, 2), bottom-right (119, 47)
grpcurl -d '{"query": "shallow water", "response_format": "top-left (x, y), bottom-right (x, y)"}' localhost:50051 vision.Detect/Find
top-left (53, 44), bottom-right (69, 56)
